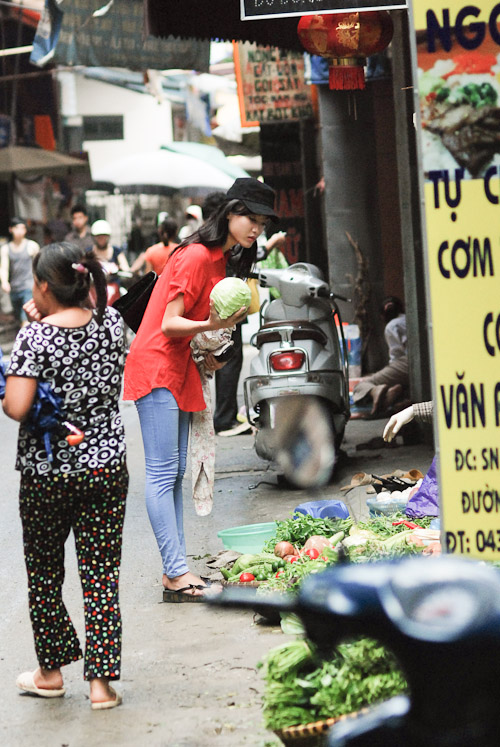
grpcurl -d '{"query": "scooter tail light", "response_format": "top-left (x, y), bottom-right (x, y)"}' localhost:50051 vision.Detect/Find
top-left (270, 350), bottom-right (305, 371)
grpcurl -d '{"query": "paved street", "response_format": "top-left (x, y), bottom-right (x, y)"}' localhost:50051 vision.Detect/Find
top-left (0, 366), bottom-right (434, 747)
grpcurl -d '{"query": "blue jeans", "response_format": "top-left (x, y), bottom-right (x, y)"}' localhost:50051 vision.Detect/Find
top-left (10, 288), bottom-right (32, 323)
top-left (135, 388), bottom-right (191, 578)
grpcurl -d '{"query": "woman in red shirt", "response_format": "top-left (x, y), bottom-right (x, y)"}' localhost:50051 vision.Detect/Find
top-left (123, 178), bottom-right (277, 600)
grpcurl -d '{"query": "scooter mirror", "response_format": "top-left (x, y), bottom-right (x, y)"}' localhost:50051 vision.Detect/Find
top-left (273, 396), bottom-right (336, 488)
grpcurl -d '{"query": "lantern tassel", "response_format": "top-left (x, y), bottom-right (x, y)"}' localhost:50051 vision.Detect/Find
top-left (329, 65), bottom-right (365, 91)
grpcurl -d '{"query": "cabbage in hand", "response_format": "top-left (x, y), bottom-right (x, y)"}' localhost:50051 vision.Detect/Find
top-left (210, 277), bottom-right (251, 319)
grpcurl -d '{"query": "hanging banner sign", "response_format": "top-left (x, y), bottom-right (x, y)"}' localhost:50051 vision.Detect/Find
top-left (233, 41), bottom-right (313, 126)
top-left (241, 0), bottom-right (406, 19)
top-left (31, 0), bottom-right (210, 71)
top-left (412, 0), bottom-right (500, 559)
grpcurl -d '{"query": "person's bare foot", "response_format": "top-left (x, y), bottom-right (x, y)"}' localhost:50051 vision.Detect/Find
top-left (90, 677), bottom-right (121, 707)
top-left (162, 572), bottom-right (221, 597)
top-left (163, 571), bottom-right (207, 596)
top-left (33, 667), bottom-right (64, 691)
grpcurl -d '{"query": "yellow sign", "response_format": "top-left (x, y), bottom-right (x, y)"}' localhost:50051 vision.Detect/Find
top-left (425, 177), bottom-right (500, 557)
top-left (413, 0), bottom-right (500, 558)
top-left (412, 1), bottom-right (500, 34)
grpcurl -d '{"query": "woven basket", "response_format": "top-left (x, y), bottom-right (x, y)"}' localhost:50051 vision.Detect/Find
top-left (274, 709), bottom-right (365, 747)
top-left (221, 579), bottom-right (262, 588)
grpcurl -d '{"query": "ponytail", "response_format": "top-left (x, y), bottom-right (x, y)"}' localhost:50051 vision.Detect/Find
top-left (33, 242), bottom-right (108, 323)
top-left (83, 252), bottom-right (107, 323)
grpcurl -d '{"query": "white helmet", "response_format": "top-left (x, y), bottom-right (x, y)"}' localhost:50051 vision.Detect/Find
top-left (91, 219), bottom-right (111, 236)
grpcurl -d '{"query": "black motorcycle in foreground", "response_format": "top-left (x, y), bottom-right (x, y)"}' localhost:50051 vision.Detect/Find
top-left (211, 556), bottom-right (500, 746)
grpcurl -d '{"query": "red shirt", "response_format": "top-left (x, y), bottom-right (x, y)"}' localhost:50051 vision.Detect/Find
top-left (123, 243), bottom-right (227, 411)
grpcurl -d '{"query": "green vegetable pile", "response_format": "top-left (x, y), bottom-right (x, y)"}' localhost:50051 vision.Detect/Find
top-left (260, 637), bottom-right (407, 731)
top-left (210, 277), bottom-right (251, 319)
top-left (220, 552), bottom-right (285, 582)
top-left (252, 513), bottom-right (432, 595)
top-left (262, 513), bottom-right (353, 552)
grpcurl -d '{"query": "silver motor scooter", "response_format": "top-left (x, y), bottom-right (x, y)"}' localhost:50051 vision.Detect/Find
top-left (244, 263), bottom-right (350, 486)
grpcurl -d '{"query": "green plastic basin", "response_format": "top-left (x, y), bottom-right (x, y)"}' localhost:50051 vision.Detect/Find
top-left (217, 522), bottom-right (277, 554)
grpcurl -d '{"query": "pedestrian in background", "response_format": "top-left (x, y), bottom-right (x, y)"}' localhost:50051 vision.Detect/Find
top-left (64, 204), bottom-right (93, 253)
top-left (2, 242), bottom-right (128, 709)
top-left (129, 217), bottom-right (179, 276)
top-left (123, 177), bottom-right (277, 600)
top-left (0, 217), bottom-right (40, 327)
top-left (178, 204), bottom-right (203, 241)
top-left (214, 220), bottom-right (286, 436)
top-left (90, 219), bottom-right (130, 306)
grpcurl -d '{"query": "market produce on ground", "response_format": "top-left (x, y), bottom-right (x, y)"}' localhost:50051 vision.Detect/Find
top-left (260, 636), bottom-right (407, 731)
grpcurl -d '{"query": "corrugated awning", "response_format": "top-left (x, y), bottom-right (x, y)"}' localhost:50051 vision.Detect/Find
top-left (144, 0), bottom-right (305, 52)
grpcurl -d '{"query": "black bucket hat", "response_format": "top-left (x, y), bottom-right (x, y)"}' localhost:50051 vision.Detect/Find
top-left (226, 178), bottom-right (278, 222)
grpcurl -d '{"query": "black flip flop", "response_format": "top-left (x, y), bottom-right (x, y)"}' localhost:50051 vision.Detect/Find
top-left (162, 584), bottom-right (208, 603)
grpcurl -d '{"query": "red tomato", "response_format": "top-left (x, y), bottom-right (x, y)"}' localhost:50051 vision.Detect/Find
top-left (239, 573), bottom-right (256, 582)
top-left (275, 570), bottom-right (284, 578)
top-left (319, 555), bottom-right (329, 561)
top-left (287, 555), bottom-right (299, 563)
top-left (305, 548), bottom-right (320, 560)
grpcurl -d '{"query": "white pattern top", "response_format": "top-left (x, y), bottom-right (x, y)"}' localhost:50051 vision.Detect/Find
top-left (7, 307), bottom-right (126, 475)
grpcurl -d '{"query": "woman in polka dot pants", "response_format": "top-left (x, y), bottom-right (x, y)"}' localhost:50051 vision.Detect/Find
top-left (2, 242), bottom-right (128, 709)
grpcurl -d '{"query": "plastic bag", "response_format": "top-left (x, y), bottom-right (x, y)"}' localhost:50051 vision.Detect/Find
top-left (0, 346), bottom-right (5, 399)
top-left (246, 278), bottom-right (260, 314)
top-left (405, 456), bottom-right (439, 518)
top-left (294, 499), bottom-right (349, 520)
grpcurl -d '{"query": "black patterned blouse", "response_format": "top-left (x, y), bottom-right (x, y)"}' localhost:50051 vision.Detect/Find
top-left (7, 307), bottom-right (126, 476)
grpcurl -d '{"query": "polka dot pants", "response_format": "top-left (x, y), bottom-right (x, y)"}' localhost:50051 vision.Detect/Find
top-left (19, 462), bottom-right (128, 681)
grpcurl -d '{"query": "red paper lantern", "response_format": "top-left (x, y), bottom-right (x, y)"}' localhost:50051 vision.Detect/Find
top-left (297, 11), bottom-right (393, 91)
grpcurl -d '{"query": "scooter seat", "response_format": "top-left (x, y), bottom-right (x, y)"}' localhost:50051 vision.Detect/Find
top-left (255, 320), bottom-right (327, 349)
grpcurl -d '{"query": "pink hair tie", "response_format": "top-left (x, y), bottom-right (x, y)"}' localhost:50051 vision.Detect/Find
top-left (71, 262), bottom-right (88, 274)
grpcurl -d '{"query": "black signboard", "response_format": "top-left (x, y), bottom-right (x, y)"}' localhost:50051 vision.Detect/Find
top-left (241, 0), bottom-right (407, 19)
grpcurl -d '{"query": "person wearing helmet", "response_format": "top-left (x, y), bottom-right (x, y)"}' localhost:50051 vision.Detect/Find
top-left (178, 205), bottom-right (203, 241)
top-left (90, 220), bottom-right (129, 306)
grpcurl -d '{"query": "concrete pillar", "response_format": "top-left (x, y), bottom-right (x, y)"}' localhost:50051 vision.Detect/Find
top-left (318, 84), bottom-right (386, 372)
top-left (391, 10), bottom-right (431, 404)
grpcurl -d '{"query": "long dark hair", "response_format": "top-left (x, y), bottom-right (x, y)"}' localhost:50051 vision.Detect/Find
top-left (171, 199), bottom-right (259, 279)
top-left (33, 242), bottom-right (108, 323)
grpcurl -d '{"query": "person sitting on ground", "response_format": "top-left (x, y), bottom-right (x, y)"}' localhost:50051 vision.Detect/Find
top-left (129, 218), bottom-right (179, 276)
top-left (352, 296), bottom-right (408, 416)
top-left (64, 204), bottom-right (93, 253)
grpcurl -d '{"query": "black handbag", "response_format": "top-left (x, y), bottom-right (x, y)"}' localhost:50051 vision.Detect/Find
top-left (112, 271), bottom-right (158, 333)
